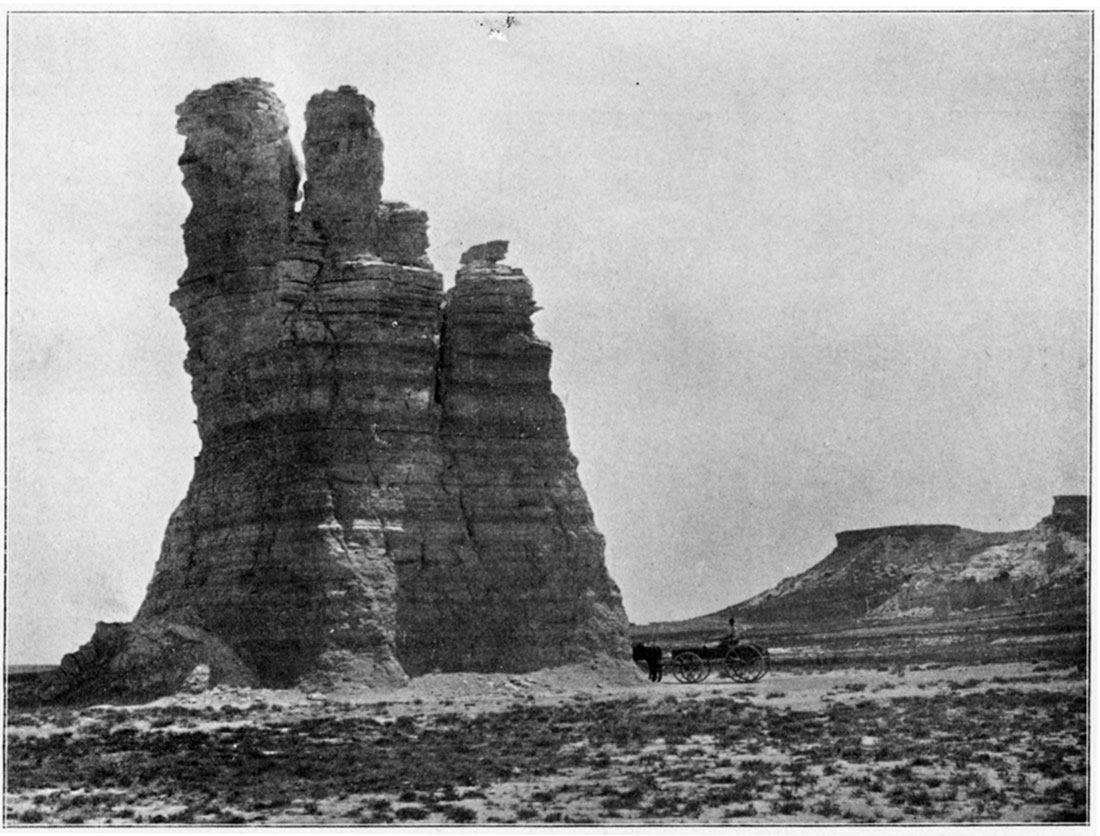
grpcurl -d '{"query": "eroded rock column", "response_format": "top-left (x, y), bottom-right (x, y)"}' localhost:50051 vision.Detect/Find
top-left (138, 81), bottom-right (428, 686)
top-left (175, 78), bottom-right (300, 280)
top-left (393, 241), bottom-right (630, 674)
top-left (300, 85), bottom-right (384, 259)
top-left (70, 79), bottom-right (629, 696)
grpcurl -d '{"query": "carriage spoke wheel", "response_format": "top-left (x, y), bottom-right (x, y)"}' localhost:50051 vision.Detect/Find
top-left (671, 651), bottom-right (708, 684)
top-left (726, 644), bottom-right (768, 682)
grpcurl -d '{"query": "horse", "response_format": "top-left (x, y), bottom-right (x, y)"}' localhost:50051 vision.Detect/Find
top-left (632, 642), bottom-right (663, 682)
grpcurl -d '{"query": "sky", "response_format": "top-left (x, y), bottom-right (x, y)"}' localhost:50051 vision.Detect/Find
top-left (6, 12), bottom-right (1091, 664)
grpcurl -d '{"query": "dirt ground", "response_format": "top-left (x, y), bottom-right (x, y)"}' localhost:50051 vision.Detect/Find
top-left (5, 658), bottom-right (1088, 825)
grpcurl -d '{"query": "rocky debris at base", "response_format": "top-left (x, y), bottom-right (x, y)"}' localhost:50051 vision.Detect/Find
top-left (180, 664), bottom-right (211, 694)
top-left (39, 621), bottom-right (256, 704)
top-left (403, 656), bottom-right (646, 699)
top-left (3, 655), bottom-right (646, 717)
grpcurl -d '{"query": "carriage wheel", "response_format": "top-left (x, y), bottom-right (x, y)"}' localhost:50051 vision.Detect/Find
top-left (722, 648), bottom-right (745, 681)
top-left (725, 644), bottom-right (769, 682)
top-left (671, 651), bottom-right (708, 684)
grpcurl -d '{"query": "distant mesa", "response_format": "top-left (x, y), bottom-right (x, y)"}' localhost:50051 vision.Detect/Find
top-left (726, 495), bottom-right (1088, 631)
top-left (834, 525), bottom-right (962, 549)
top-left (40, 78), bottom-right (629, 703)
top-left (631, 496), bottom-right (1087, 672)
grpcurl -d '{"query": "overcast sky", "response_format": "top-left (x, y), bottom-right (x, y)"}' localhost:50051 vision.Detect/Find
top-left (6, 12), bottom-right (1091, 664)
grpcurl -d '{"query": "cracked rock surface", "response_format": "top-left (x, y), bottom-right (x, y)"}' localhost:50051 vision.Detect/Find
top-left (49, 79), bottom-right (627, 700)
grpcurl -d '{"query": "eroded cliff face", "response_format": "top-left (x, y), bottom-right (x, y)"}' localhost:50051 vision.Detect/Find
top-left (56, 78), bottom-right (628, 696)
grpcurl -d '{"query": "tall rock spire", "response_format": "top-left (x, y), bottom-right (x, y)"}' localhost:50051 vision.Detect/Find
top-left (300, 85), bottom-right (385, 259)
top-left (175, 78), bottom-right (300, 280)
top-left (45, 79), bottom-right (628, 700)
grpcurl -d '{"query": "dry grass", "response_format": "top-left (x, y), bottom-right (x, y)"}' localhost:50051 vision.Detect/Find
top-left (4, 662), bottom-right (1086, 824)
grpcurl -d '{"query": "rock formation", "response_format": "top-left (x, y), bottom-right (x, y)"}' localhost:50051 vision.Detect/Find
top-left (46, 79), bottom-right (628, 700)
top-left (1041, 494), bottom-right (1089, 537)
top-left (38, 621), bottom-right (256, 704)
top-left (399, 244), bottom-right (626, 672)
top-left (728, 496), bottom-right (1088, 628)
top-left (299, 85), bottom-right (385, 260)
top-left (175, 78), bottom-right (300, 281)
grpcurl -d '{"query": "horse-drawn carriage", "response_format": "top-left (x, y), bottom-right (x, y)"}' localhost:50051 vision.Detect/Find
top-left (633, 638), bottom-right (771, 684)
top-left (667, 640), bottom-right (770, 683)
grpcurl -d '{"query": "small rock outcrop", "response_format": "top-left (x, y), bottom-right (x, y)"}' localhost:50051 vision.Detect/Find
top-left (459, 239), bottom-right (510, 265)
top-left (1041, 494), bottom-right (1089, 537)
top-left (372, 201), bottom-right (431, 268)
top-left (50, 79), bottom-right (628, 699)
top-left (40, 621), bottom-right (255, 704)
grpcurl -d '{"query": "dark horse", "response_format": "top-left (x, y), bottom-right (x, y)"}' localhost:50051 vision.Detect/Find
top-left (632, 643), bottom-right (662, 682)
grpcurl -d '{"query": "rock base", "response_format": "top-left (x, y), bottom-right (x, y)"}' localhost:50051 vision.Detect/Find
top-left (38, 621), bottom-right (256, 704)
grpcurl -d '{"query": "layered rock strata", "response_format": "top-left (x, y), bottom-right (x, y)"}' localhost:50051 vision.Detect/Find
top-left (396, 246), bottom-right (628, 673)
top-left (51, 79), bottom-right (627, 697)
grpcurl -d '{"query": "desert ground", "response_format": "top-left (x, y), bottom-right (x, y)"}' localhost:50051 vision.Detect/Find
top-left (4, 655), bottom-right (1087, 825)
